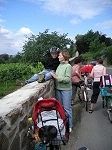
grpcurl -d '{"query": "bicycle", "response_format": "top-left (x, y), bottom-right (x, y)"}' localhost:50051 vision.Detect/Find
top-left (100, 87), bottom-right (112, 123)
top-left (100, 74), bottom-right (112, 123)
top-left (77, 74), bottom-right (91, 111)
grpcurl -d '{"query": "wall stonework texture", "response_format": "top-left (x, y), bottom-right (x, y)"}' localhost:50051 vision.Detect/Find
top-left (0, 80), bottom-right (55, 150)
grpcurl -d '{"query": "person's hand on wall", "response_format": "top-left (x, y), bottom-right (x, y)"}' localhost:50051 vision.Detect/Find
top-left (50, 72), bottom-right (57, 79)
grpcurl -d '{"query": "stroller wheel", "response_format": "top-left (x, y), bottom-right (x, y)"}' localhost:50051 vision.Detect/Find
top-left (107, 106), bottom-right (112, 123)
top-left (49, 144), bottom-right (60, 150)
top-left (78, 147), bottom-right (89, 150)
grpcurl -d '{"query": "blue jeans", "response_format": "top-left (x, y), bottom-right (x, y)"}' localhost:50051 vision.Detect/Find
top-left (27, 69), bottom-right (53, 83)
top-left (56, 89), bottom-right (73, 128)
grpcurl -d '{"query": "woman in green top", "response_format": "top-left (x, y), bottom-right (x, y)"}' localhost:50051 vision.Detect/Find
top-left (51, 50), bottom-right (72, 132)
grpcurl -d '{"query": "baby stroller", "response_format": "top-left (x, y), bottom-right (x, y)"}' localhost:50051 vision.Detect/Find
top-left (27, 97), bottom-right (69, 150)
top-left (100, 74), bottom-right (112, 123)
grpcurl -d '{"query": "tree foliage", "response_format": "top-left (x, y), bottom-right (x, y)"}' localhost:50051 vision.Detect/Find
top-left (103, 46), bottom-right (112, 64)
top-left (0, 54), bottom-right (9, 64)
top-left (75, 30), bottom-right (112, 54)
top-left (22, 30), bottom-right (75, 65)
top-left (75, 30), bottom-right (112, 64)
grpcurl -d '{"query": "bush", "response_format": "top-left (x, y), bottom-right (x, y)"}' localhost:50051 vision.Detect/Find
top-left (0, 63), bottom-right (44, 82)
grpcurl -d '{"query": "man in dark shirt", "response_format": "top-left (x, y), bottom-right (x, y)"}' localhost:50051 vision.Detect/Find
top-left (26, 47), bottom-right (60, 83)
top-left (41, 48), bottom-right (60, 71)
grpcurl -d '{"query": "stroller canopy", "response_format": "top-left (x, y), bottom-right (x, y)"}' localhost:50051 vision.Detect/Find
top-left (32, 98), bottom-right (67, 127)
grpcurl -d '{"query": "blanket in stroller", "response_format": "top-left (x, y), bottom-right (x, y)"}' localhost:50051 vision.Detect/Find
top-left (37, 110), bottom-right (66, 138)
top-left (32, 98), bottom-right (69, 145)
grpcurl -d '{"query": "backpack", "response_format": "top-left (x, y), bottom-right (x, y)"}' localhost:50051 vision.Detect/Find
top-left (100, 75), bottom-right (112, 87)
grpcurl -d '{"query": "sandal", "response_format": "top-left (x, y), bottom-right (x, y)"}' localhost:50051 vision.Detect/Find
top-left (89, 109), bottom-right (93, 113)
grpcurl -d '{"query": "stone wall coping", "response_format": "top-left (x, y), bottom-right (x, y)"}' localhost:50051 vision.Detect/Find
top-left (0, 56), bottom-right (77, 118)
top-left (0, 81), bottom-right (48, 117)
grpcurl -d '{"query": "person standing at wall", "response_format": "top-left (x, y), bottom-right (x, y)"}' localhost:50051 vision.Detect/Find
top-left (51, 50), bottom-right (73, 132)
top-left (89, 58), bottom-right (106, 113)
top-left (71, 57), bottom-right (82, 105)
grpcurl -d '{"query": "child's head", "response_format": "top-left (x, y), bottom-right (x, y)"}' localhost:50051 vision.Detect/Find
top-left (38, 125), bottom-right (57, 144)
top-left (97, 58), bottom-right (103, 64)
top-left (74, 57), bottom-right (81, 64)
top-left (90, 60), bottom-right (96, 66)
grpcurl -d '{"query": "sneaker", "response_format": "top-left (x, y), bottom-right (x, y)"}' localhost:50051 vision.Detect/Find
top-left (89, 109), bottom-right (93, 113)
top-left (69, 128), bottom-right (72, 133)
top-left (89, 99), bottom-right (91, 102)
top-left (71, 100), bottom-right (75, 106)
top-left (87, 87), bottom-right (91, 91)
top-left (38, 74), bottom-right (45, 83)
top-left (107, 108), bottom-right (111, 113)
top-left (21, 81), bottom-right (28, 86)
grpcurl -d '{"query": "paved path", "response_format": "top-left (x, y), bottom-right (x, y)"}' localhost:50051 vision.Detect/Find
top-left (62, 68), bottom-right (112, 150)
top-left (74, 100), bottom-right (112, 150)
top-left (65, 96), bottom-right (112, 150)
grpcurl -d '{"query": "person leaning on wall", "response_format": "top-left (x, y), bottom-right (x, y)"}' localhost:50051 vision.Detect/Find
top-left (71, 57), bottom-right (82, 105)
top-left (25, 47), bottom-right (60, 84)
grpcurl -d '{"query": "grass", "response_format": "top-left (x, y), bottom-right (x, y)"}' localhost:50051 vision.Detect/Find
top-left (0, 80), bottom-right (22, 99)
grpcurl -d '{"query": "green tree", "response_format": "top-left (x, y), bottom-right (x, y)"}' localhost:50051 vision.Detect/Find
top-left (0, 54), bottom-right (9, 64)
top-left (75, 30), bottom-right (112, 55)
top-left (8, 52), bottom-right (23, 63)
top-left (75, 34), bottom-right (89, 54)
top-left (89, 38), bottom-right (106, 52)
top-left (22, 30), bottom-right (75, 65)
top-left (103, 46), bottom-right (112, 65)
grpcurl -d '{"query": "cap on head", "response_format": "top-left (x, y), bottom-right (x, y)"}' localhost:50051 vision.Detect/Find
top-left (50, 47), bottom-right (59, 54)
top-left (90, 60), bottom-right (96, 66)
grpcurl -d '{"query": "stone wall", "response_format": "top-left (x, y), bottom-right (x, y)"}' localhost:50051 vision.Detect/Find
top-left (0, 80), bottom-right (55, 150)
top-left (0, 56), bottom-right (77, 150)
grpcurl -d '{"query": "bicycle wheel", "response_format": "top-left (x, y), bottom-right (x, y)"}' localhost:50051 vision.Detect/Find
top-left (78, 87), bottom-right (84, 102)
top-left (107, 97), bottom-right (112, 123)
top-left (102, 96), bottom-right (105, 108)
top-left (49, 144), bottom-right (61, 150)
top-left (83, 90), bottom-right (88, 111)
top-left (102, 96), bottom-right (108, 108)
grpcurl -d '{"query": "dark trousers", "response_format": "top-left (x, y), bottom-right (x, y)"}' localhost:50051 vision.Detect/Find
top-left (72, 83), bottom-right (80, 100)
top-left (91, 82), bottom-right (100, 104)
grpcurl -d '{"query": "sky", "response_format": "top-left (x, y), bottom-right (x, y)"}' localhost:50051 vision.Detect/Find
top-left (0, 0), bottom-right (112, 55)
